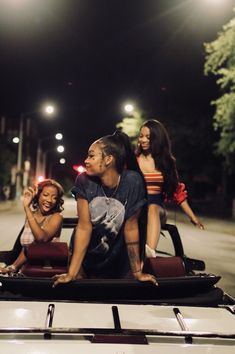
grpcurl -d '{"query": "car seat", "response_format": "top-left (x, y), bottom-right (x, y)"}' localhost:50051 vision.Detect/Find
top-left (20, 242), bottom-right (69, 277)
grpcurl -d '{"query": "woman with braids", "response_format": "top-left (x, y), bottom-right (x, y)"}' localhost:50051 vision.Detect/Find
top-left (0, 179), bottom-right (64, 274)
top-left (53, 130), bottom-right (157, 286)
top-left (137, 119), bottom-right (204, 258)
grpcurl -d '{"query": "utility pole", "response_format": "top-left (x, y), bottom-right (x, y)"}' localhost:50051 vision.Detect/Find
top-left (15, 114), bottom-right (24, 199)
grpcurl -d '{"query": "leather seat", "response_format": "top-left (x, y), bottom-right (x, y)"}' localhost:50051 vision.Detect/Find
top-left (143, 256), bottom-right (186, 278)
top-left (20, 242), bottom-right (69, 277)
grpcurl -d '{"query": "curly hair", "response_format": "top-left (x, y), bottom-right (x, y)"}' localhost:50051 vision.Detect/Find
top-left (137, 119), bottom-right (179, 198)
top-left (32, 179), bottom-right (64, 213)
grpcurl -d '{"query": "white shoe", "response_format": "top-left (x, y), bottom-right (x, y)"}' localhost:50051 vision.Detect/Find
top-left (145, 244), bottom-right (156, 258)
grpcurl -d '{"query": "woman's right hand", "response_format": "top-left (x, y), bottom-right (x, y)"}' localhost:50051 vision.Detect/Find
top-left (191, 217), bottom-right (204, 230)
top-left (134, 271), bottom-right (158, 285)
top-left (23, 186), bottom-right (37, 208)
top-left (52, 273), bottom-right (74, 287)
top-left (0, 264), bottom-right (17, 274)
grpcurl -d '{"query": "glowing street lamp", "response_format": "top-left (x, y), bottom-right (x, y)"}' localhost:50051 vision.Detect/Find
top-left (12, 136), bottom-right (19, 144)
top-left (124, 103), bottom-right (134, 114)
top-left (59, 158), bottom-right (66, 164)
top-left (55, 133), bottom-right (63, 141)
top-left (45, 105), bottom-right (54, 115)
top-left (42, 103), bottom-right (56, 117)
top-left (57, 145), bottom-right (64, 153)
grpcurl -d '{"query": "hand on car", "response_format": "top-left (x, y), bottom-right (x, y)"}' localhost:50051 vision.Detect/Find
top-left (134, 271), bottom-right (158, 286)
top-left (0, 264), bottom-right (17, 274)
top-left (52, 273), bottom-right (74, 287)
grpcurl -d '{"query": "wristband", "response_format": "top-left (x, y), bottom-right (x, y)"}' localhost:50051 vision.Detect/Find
top-left (132, 269), bottom-right (141, 273)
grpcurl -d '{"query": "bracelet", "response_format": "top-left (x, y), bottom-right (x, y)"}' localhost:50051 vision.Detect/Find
top-left (132, 269), bottom-right (141, 273)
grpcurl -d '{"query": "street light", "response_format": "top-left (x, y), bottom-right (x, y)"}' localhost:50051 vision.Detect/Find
top-left (45, 105), bottom-right (54, 115)
top-left (12, 137), bottom-right (19, 144)
top-left (124, 103), bottom-right (134, 114)
top-left (59, 158), bottom-right (66, 164)
top-left (42, 103), bottom-right (56, 117)
top-left (55, 133), bottom-right (63, 140)
top-left (57, 145), bottom-right (65, 153)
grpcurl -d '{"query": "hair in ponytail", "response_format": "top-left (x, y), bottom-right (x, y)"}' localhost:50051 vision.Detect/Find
top-left (98, 130), bottom-right (142, 174)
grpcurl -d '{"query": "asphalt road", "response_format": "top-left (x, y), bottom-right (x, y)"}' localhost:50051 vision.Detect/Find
top-left (0, 198), bottom-right (234, 297)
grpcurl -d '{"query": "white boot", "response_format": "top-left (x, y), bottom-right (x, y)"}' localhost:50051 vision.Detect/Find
top-left (145, 244), bottom-right (156, 258)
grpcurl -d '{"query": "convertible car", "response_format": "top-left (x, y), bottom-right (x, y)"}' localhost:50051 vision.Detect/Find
top-left (0, 218), bottom-right (234, 353)
top-left (0, 217), bottom-right (225, 304)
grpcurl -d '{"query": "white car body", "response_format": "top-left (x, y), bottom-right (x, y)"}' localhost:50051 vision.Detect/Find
top-left (0, 300), bottom-right (234, 353)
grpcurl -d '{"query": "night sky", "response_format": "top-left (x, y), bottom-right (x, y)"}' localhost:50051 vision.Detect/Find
top-left (0, 0), bottom-right (235, 168)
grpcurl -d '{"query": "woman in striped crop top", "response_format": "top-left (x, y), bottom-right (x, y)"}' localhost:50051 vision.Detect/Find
top-left (137, 119), bottom-right (204, 258)
top-left (0, 179), bottom-right (64, 274)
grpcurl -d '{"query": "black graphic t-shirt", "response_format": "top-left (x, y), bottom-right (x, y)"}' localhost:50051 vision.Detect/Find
top-left (71, 170), bottom-right (147, 278)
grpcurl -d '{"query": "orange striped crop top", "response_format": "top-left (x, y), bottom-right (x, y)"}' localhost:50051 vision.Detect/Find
top-left (143, 172), bottom-right (164, 194)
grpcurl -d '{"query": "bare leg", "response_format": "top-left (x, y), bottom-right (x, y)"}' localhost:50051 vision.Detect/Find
top-left (146, 204), bottom-right (162, 250)
top-left (146, 203), bottom-right (167, 252)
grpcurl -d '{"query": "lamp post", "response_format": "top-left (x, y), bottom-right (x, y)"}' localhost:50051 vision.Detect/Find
top-left (35, 132), bottom-right (63, 181)
top-left (15, 104), bottom-right (57, 198)
top-left (48, 157), bottom-right (66, 179)
top-left (41, 144), bottom-right (65, 180)
top-left (15, 113), bottom-right (24, 199)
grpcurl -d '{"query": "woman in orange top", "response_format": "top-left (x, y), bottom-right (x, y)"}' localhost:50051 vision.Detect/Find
top-left (137, 119), bottom-right (204, 257)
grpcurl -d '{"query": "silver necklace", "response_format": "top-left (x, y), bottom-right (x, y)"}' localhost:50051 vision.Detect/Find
top-left (101, 175), bottom-right (121, 205)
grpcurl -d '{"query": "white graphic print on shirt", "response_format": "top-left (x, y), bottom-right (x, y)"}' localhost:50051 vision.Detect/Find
top-left (89, 196), bottom-right (125, 255)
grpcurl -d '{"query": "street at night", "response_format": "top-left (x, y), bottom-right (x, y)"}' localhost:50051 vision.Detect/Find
top-left (0, 3), bottom-right (235, 351)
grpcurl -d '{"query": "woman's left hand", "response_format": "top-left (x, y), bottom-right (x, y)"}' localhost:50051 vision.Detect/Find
top-left (134, 271), bottom-right (158, 285)
top-left (191, 217), bottom-right (204, 230)
top-left (52, 273), bottom-right (74, 287)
